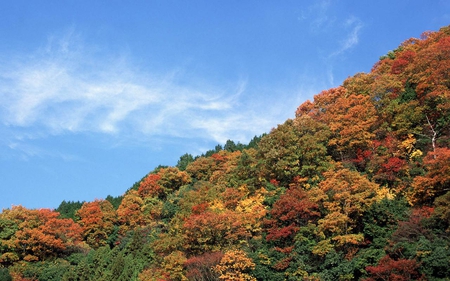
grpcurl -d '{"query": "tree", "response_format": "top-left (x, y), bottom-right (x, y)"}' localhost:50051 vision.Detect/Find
top-left (327, 93), bottom-right (377, 160)
top-left (105, 195), bottom-right (123, 210)
top-left (318, 166), bottom-right (379, 234)
top-left (313, 165), bottom-right (380, 255)
top-left (213, 249), bottom-right (256, 281)
top-left (55, 200), bottom-right (84, 220)
top-left (434, 191), bottom-right (450, 232)
top-left (343, 72), bottom-right (374, 96)
top-left (230, 148), bottom-right (262, 192)
top-left (0, 268), bottom-right (12, 281)
top-left (363, 255), bottom-right (424, 281)
top-left (183, 210), bottom-right (246, 254)
top-left (0, 217), bottom-right (17, 260)
top-left (265, 187), bottom-right (320, 243)
top-left (362, 198), bottom-right (409, 244)
top-left (162, 250), bottom-right (187, 281)
top-left (224, 139), bottom-right (238, 152)
top-left (402, 29), bottom-right (450, 150)
top-left (389, 207), bottom-right (434, 246)
top-left (76, 200), bottom-right (117, 249)
top-left (257, 117), bottom-right (331, 186)
top-left (117, 190), bottom-right (145, 234)
top-left (296, 86), bottom-right (379, 162)
top-left (184, 251), bottom-right (223, 281)
top-left (186, 157), bottom-right (216, 181)
top-left (0, 206), bottom-right (83, 262)
top-left (157, 167), bottom-right (191, 197)
top-left (182, 187), bottom-right (266, 255)
top-left (138, 174), bottom-right (163, 198)
top-left (0, 206), bottom-right (81, 262)
top-left (176, 153), bottom-right (194, 171)
top-left (408, 147), bottom-right (450, 205)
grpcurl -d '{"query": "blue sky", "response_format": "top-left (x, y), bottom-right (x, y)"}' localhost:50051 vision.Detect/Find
top-left (1, 1), bottom-right (449, 210)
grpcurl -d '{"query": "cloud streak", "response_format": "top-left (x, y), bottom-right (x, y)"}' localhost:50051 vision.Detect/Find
top-left (0, 32), bottom-right (289, 154)
top-left (330, 16), bottom-right (363, 58)
top-left (298, 2), bottom-right (364, 87)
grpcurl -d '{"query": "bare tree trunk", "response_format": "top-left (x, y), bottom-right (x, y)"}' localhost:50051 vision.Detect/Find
top-left (426, 115), bottom-right (437, 158)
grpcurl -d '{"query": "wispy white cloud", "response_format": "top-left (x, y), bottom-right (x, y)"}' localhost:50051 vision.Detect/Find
top-left (329, 16), bottom-right (363, 58)
top-left (298, 1), bottom-right (364, 88)
top-left (6, 140), bottom-right (83, 162)
top-left (0, 31), bottom-right (292, 155)
top-left (299, 0), bottom-right (335, 32)
top-left (301, 1), bottom-right (363, 47)
top-left (323, 15), bottom-right (363, 86)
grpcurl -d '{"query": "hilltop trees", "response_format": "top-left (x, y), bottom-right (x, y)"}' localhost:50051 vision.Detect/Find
top-left (1, 25), bottom-right (450, 281)
top-left (0, 206), bottom-right (83, 263)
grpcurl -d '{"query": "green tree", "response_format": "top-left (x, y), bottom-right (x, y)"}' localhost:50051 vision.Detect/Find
top-left (257, 116), bottom-right (331, 186)
top-left (56, 200), bottom-right (84, 220)
top-left (105, 195), bottom-right (123, 210)
top-left (0, 268), bottom-right (12, 281)
top-left (176, 153), bottom-right (194, 171)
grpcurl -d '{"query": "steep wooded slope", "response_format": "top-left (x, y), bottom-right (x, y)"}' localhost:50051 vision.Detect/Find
top-left (1, 25), bottom-right (450, 281)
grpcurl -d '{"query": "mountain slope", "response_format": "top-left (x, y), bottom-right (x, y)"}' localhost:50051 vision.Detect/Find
top-left (1, 25), bottom-right (450, 281)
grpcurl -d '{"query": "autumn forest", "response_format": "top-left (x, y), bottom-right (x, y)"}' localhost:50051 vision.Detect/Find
top-left (1, 26), bottom-right (450, 280)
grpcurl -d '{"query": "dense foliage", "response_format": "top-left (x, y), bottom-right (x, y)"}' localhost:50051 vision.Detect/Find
top-left (1, 26), bottom-right (450, 280)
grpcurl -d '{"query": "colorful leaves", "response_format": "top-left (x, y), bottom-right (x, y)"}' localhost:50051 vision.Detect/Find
top-left (408, 147), bottom-right (450, 204)
top-left (2, 24), bottom-right (450, 281)
top-left (76, 200), bottom-right (117, 248)
top-left (0, 206), bottom-right (82, 262)
top-left (213, 249), bottom-right (256, 281)
top-left (184, 251), bottom-right (223, 281)
top-left (265, 187), bottom-right (319, 242)
top-left (117, 190), bottom-right (145, 233)
top-left (364, 255), bottom-right (424, 281)
top-left (138, 174), bottom-right (163, 198)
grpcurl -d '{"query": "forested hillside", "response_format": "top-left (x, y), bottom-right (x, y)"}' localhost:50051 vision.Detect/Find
top-left (1, 25), bottom-right (450, 281)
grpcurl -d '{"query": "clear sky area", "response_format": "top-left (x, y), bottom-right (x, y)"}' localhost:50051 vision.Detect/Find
top-left (1, 1), bottom-right (449, 210)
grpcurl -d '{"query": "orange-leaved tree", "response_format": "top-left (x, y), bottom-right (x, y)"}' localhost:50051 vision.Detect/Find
top-left (0, 206), bottom-right (83, 262)
top-left (117, 190), bottom-right (145, 234)
top-left (213, 249), bottom-right (256, 281)
top-left (314, 165), bottom-right (380, 255)
top-left (76, 199), bottom-right (117, 248)
top-left (408, 147), bottom-right (450, 205)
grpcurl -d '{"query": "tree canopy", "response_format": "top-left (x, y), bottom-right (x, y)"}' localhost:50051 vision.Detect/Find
top-left (1, 25), bottom-right (450, 281)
